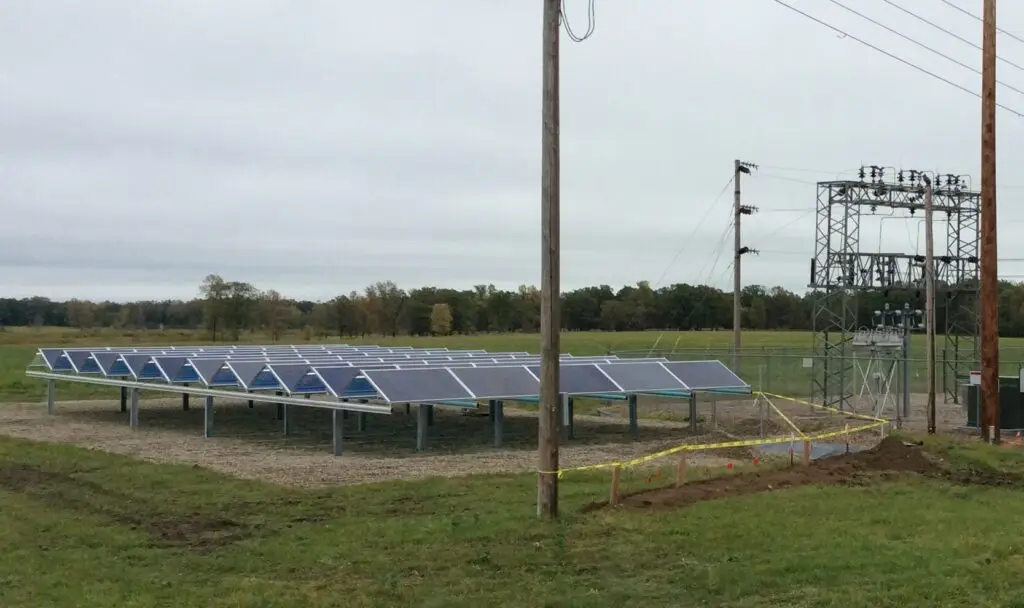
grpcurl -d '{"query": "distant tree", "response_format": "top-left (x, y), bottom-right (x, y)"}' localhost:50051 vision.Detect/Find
top-left (430, 303), bottom-right (453, 336)
top-left (259, 289), bottom-right (291, 342)
top-left (199, 274), bottom-right (229, 341)
top-left (66, 299), bottom-right (96, 330)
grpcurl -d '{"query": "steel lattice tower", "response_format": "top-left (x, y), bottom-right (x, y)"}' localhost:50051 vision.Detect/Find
top-left (809, 166), bottom-right (980, 410)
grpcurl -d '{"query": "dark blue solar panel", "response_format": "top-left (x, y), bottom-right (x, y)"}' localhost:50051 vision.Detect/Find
top-left (153, 357), bottom-right (188, 382)
top-left (362, 368), bottom-right (473, 403)
top-left (228, 361), bottom-right (268, 388)
top-left (526, 364), bottom-right (622, 395)
top-left (39, 349), bottom-right (65, 370)
top-left (312, 367), bottom-right (361, 396)
top-left (190, 359), bottom-right (227, 385)
top-left (121, 355), bottom-right (152, 378)
top-left (597, 362), bottom-right (688, 392)
top-left (451, 366), bottom-right (540, 399)
top-left (92, 352), bottom-right (122, 375)
top-left (269, 364), bottom-right (314, 392)
top-left (661, 360), bottom-right (749, 391)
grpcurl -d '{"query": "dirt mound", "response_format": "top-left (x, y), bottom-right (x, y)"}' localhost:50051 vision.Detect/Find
top-left (594, 437), bottom-right (943, 512)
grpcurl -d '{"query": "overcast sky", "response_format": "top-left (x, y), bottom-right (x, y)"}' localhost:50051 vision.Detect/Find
top-left (3, 0), bottom-right (1024, 302)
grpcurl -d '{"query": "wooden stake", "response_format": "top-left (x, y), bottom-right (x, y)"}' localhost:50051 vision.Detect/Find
top-left (802, 440), bottom-right (811, 466)
top-left (675, 454), bottom-right (687, 487)
top-left (610, 465), bottom-right (622, 505)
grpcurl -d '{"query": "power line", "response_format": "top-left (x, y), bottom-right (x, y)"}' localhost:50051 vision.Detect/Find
top-left (771, 0), bottom-right (1024, 118)
top-left (653, 175), bottom-right (734, 288)
top-left (880, 0), bottom-right (1024, 73)
top-left (937, 0), bottom-right (1024, 47)
top-left (827, 0), bottom-right (1024, 98)
top-left (560, 0), bottom-right (595, 42)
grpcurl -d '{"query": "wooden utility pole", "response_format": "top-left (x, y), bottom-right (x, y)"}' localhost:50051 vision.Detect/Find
top-left (980, 0), bottom-right (1000, 443)
top-left (537, 0), bottom-right (561, 518)
top-left (924, 177), bottom-right (937, 435)
top-left (732, 160), bottom-right (757, 371)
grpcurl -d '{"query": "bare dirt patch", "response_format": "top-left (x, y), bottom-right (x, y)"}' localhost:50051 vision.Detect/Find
top-left (0, 462), bottom-right (249, 550)
top-left (587, 437), bottom-right (1024, 513)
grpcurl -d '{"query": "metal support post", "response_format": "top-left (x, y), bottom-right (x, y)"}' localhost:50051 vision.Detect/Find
top-left (120, 386), bottom-right (127, 413)
top-left (203, 395), bottom-right (214, 438)
top-left (627, 394), bottom-right (638, 438)
top-left (688, 392), bottom-right (698, 432)
top-left (182, 384), bottom-right (189, 411)
top-left (416, 404), bottom-right (429, 451)
top-left (129, 387), bottom-right (140, 430)
top-left (562, 394), bottom-right (574, 440)
top-left (332, 410), bottom-right (344, 456)
top-left (493, 400), bottom-right (504, 447)
top-left (46, 379), bottom-right (55, 415)
top-left (357, 412), bottom-right (367, 432)
top-left (282, 404), bottom-right (291, 435)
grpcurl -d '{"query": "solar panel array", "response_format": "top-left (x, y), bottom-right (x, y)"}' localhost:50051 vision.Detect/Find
top-left (33, 344), bottom-right (749, 404)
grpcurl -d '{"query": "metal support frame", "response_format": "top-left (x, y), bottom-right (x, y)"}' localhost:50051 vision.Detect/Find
top-left (493, 400), bottom-right (504, 447)
top-left (120, 387), bottom-right (127, 413)
top-left (416, 404), bottom-right (430, 451)
top-left (562, 394), bottom-right (574, 440)
top-left (627, 394), bottom-right (638, 438)
top-left (24, 370), bottom-right (392, 414)
top-left (282, 404), bottom-right (291, 435)
top-left (332, 410), bottom-right (344, 456)
top-left (46, 379), bottom-right (55, 415)
top-left (182, 383), bottom-right (190, 411)
top-left (810, 171), bottom-right (980, 410)
top-left (129, 387), bottom-right (140, 429)
top-left (203, 395), bottom-right (213, 438)
top-left (688, 392), bottom-right (698, 432)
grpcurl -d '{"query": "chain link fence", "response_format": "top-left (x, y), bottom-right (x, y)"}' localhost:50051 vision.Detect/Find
top-left (613, 346), bottom-right (1024, 401)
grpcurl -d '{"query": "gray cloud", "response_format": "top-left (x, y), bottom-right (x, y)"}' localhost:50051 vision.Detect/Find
top-left (3, 0), bottom-right (1024, 301)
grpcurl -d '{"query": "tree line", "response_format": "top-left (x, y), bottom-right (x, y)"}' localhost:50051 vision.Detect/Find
top-left (3, 273), bottom-right (1024, 338)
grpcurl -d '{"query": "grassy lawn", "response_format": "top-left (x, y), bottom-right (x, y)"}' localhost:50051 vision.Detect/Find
top-left (0, 434), bottom-right (1022, 606)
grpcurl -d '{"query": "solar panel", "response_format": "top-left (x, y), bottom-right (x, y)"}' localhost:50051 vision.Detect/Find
top-left (526, 364), bottom-right (622, 395)
top-left (311, 367), bottom-right (361, 397)
top-left (268, 364), bottom-right (314, 392)
top-left (361, 368), bottom-right (473, 403)
top-left (597, 361), bottom-right (689, 392)
top-left (452, 366), bottom-right (540, 399)
top-left (190, 359), bottom-right (227, 385)
top-left (121, 354), bottom-right (152, 378)
top-left (153, 356), bottom-right (189, 382)
top-left (91, 352), bottom-right (123, 375)
top-left (661, 360), bottom-right (749, 390)
top-left (39, 349), bottom-right (65, 370)
top-left (227, 361), bottom-right (269, 388)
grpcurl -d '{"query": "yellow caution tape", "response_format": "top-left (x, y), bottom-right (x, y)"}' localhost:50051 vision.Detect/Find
top-left (540, 391), bottom-right (890, 479)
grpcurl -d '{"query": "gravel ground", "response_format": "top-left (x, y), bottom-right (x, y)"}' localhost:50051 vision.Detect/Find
top-left (0, 396), bottom-right (734, 487)
top-left (1, 390), bottom-right (963, 488)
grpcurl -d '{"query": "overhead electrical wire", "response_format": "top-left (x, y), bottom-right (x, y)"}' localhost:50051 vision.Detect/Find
top-left (879, 0), bottom-right (1024, 73)
top-left (561, 0), bottom-right (596, 42)
top-left (936, 0), bottom-right (1024, 46)
top-left (826, 0), bottom-right (1024, 98)
top-left (771, 0), bottom-right (1024, 118)
top-left (653, 175), bottom-right (734, 288)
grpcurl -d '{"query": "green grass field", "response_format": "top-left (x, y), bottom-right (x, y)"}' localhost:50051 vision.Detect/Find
top-left (5, 328), bottom-right (1024, 605)
top-left (1, 434), bottom-right (1024, 606)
